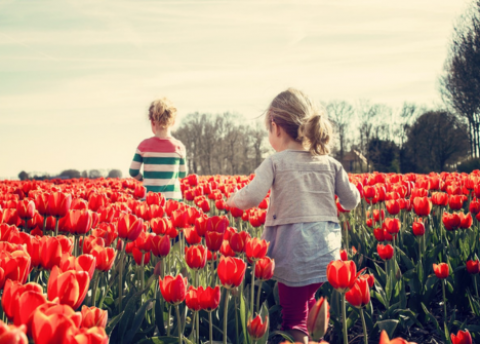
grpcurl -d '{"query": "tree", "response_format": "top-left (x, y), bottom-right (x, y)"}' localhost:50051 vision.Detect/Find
top-left (107, 169), bottom-right (123, 178)
top-left (18, 171), bottom-right (29, 181)
top-left (325, 101), bottom-right (354, 161)
top-left (440, 1), bottom-right (480, 158)
top-left (59, 169), bottom-right (81, 179)
top-left (89, 170), bottom-right (103, 179)
top-left (402, 110), bottom-right (470, 172)
top-left (367, 138), bottom-right (400, 172)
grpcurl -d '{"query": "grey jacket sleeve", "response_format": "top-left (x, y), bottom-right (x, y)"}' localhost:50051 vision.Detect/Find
top-left (335, 162), bottom-right (361, 211)
top-left (231, 156), bottom-right (275, 210)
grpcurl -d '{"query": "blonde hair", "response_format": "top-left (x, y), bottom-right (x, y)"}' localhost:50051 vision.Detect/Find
top-left (148, 97), bottom-right (177, 128)
top-left (265, 88), bottom-right (333, 155)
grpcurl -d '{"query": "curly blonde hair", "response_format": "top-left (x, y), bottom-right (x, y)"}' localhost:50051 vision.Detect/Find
top-left (265, 88), bottom-right (333, 155)
top-left (148, 97), bottom-right (177, 128)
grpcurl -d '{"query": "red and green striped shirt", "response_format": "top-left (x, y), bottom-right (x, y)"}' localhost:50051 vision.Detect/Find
top-left (129, 136), bottom-right (187, 200)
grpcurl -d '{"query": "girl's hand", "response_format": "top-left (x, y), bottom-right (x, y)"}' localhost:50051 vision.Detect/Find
top-left (226, 186), bottom-right (239, 208)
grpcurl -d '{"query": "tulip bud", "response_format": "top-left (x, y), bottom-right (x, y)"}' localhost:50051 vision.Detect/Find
top-left (307, 297), bottom-right (330, 341)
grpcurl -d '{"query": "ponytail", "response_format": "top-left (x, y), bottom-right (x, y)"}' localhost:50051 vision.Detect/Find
top-left (266, 88), bottom-right (333, 156)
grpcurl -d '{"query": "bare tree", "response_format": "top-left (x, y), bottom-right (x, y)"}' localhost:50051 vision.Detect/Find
top-left (325, 101), bottom-right (354, 161)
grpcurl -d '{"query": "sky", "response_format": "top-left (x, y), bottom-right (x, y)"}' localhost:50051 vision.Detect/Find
top-left (0, 0), bottom-right (472, 179)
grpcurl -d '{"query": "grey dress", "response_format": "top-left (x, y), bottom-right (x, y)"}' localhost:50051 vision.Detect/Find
top-left (261, 220), bottom-right (341, 287)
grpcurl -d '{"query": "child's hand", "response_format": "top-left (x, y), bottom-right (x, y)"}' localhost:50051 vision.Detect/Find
top-left (226, 186), bottom-right (238, 208)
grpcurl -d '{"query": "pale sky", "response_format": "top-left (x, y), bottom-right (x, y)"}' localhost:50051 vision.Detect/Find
top-left (0, 0), bottom-right (472, 179)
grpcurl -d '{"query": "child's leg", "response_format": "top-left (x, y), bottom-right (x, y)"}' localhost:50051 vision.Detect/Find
top-left (277, 282), bottom-right (324, 342)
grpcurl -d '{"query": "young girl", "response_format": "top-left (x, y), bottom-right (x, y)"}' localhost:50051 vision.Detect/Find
top-left (129, 97), bottom-right (188, 200)
top-left (227, 88), bottom-right (361, 344)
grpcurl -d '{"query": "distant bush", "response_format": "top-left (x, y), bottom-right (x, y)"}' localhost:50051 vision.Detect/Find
top-left (457, 158), bottom-right (480, 173)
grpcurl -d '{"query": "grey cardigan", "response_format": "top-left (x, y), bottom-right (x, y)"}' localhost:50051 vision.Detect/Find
top-left (231, 149), bottom-right (361, 226)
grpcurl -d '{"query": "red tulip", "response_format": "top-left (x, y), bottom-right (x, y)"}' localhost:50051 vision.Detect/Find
top-left (47, 266), bottom-right (90, 310)
top-left (245, 237), bottom-right (269, 262)
top-left (2, 280), bottom-right (47, 326)
top-left (412, 219), bottom-right (425, 236)
top-left (379, 330), bottom-right (418, 344)
top-left (194, 215), bottom-right (208, 237)
top-left (205, 231), bottom-right (224, 252)
top-left (198, 285), bottom-right (221, 311)
top-left (469, 199), bottom-right (480, 214)
top-left (451, 329), bottom-right (473, 344)
top-left (81, 306), bottom-right (108, 329)
top-left (17, 200), bottom-right (35, 219)
top-left (132, 247), bottom-right (150, 265)
top-left (0, 320), bottom-right (28, 344)
top-left (247, 314), bottom-right (269, 340)
top-left (431, 192), bottom-right (448, 206)
top-left (185, 245), bottom-right (207, 270)
top-left (185, 286), bottom-right (201, 311)
top-left (360, 274), bottom-right (375, 288)
top-left (0, 249), bottom-right (31, 289)
top-left (326, 260), bottom-right (361, 293)
top-left (60, 254), bottom-right (96, 280)
top-left (73, 326), bottom-right (109, 344)
top-left (46, 192), bottom-right (72, 218)
top-left (90, 246), bottom-right (116, 272)
top-left (443, 212), bottom-right (461, 231)
top-left (413, 196), bottom-right (432, 216)
top-left (306, 297), bottom-right (330, 341)
top-left (466, 259), bottom-right (480, 274)
top-left (118, 213), bottom-right (143, 242)
top-left (230, 207), bottom-right (244, 218)
top-left (384, 218), bottom-right (400, 234)
top-left (151, 235), bottom-right (171, 258)
top-left (30, 307), bottom-right (79, 344)
top-left (184, 226), bottom-right (202, 245)
top-left (41, 236), bottom-right (74, 270)
top-left (171, 208), bottom-right (189, 229)
top-left (134, 185), bottom-right (146, 199)
top-left (33, 193), bottom-right (49, 216)
top-left (159, 274), bottom-right (188, 305)
top-left (340, 249), bottom-right (348, 261)
top-left (377, 244), bottom-right (394, 260)
top-left (255, 257), bottom-right (275, 281)
top-left (459, 212), bottom-right (473, 229)
top-left (88, 193), bottom-right (109, 212)
top-left (229, 231), bottom-right (251, 253)
top-left (385, 200), bottom-right (400, 215)
top-left (218, 257), bottom-right (247, 289)
top-left (448, 194), bottom-right (466, 210)
top-left (433, 263), bottom-right (449, 279)
top-left (206, 216), bottom-right (229, 233)
top-left (345, 277), bottom-right (370, 308)
top-left (146, 191), bottom-right (166, 207)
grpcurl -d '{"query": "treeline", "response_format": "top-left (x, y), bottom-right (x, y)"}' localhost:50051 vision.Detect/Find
top-left (172, 103), bottom-right (471, 176)
top-left (18, 169), bottom-right (123, 181)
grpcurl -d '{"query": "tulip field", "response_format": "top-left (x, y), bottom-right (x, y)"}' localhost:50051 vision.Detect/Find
top-left (0, 171), bottom-right (480, 344)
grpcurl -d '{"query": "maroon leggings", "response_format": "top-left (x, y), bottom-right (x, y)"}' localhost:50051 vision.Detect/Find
top-left (277, 282), bottom-right (324, 336)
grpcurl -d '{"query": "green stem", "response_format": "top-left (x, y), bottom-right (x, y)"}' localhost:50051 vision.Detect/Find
top-left (442, 280), bottom-right (447, 326)
top-left (251, 261), bottom-right (257, 314)
top-left (256, 281), bottom-right (263, 313)
top-left (175, 305), bottom-right (183, 344)
top-left (235, 294), bottom-right (240, 344)
top-left (167, 305), bottom-right (171, 336)
top-left (474, 274), bottom-right (479, 299)
top-left (91, 271), bottom-right (100, 307)
top-left (54, 216), bottom-right (59, 236)
top-left (223, 289), bottom-right (230, 344)
top-left (42, 216), bottom-right (47, 235)
top-left (342, 293), bottom-right (348, 344)
top-left (118, 240), bottom-right (126, 311)
top-left (360, 308), bottom-right (368, 344)
top-left (209, 311), bottom-right (213, 344)
top-left (80, 231), bottom-right (87, 255)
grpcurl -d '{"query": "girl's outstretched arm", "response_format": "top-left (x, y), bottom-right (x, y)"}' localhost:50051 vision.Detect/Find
top-left (227, 156), bottom-right (274, 210)
top-left (129, 149), bottom-right (143, 181)
top-left (335, 162), bottom-right (360, 210)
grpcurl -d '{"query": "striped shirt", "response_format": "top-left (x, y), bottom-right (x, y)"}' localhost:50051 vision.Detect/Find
top-left (129, 136), bottom-right (188, 200)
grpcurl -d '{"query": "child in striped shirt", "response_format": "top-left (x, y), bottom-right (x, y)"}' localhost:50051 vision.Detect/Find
top-left (129, 97), bottom-right (188, 200)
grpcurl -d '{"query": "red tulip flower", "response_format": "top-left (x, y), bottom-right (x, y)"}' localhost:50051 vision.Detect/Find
top-left (377, 244), bottom-right (394, 260)
top-left (247, 314), bottom-right (269, 340)
top-left (159, 274), bottom-right (188, 305)
top-left (326, 260), bottom-right (361, 293)
top-left (81, 305), bottom-right (108, 328)
top-left (443, 212), bottom-right (461, 231)
top-left (431, 192), bottom-right (448, 206)
top-left (206, 215), bottom-right (229, 233)
top-left (245, 237), bottom-right (269, 262)
top-left (118, 213), bottom-right (143, 242)
top-left (360, 274), bottom-right (375, 288)
top-left (340, 249), bottom-right (348, 261)
top-left (33, 193), bottom-right (49, 216)
top-left (218, 257), bottom-right (247, 289)
top-left (41, 236), bottom-right (74, 270)
top-left (198, 285), bottom-right (221, 311)
top-left (255, 257), bottom-right (275, 281)
top-left (30, 306), bottom-right (79, 344)
top-left (412, 219), bottom-right (425, 236)
top-left (171, 208), bottom-right (189, 229)
top-left (2, 280), bottom-right (47, 326)
top-left (307, 297), bottom-right (330, 341)
top-left (459, 212), bottom-right (473, 229)
top-left (466, 259), bottom-right (480, 274)
top-left (384, 218), bottom-right (400, 234)
top-left (229, 231), bottom-right (251, 253)
top-left (451, 329), bottom-right (473, 344)
top-left (184, 226), bottom-right (202, 245)
top-left (185, 245), bottom-right (207, 270)
top-left (17, 200), bottom-right (35, 220)
top-left (90, 246), bottom-right (116, 272)
top-left (0, 320), bottom-right (28, 344)
top-left (47, 266), bottom-right (90, 310)
top-left (134, 185), bottom-right (146, 199)
top-left (469, 199), bottom-right (480, 214)
top-left (185, 286), bottom-right (201, 311)
top-left (205, 231), bottom-right (224, 252)
top-left (448, 194), bottom-right (466, 210)
top-left (345, 277), bottom-right (370, 308)
top-left (413, 196), bottom-right (432, 216)
top-left (151, 235), bottom-right (171, 258)
top-left (433, 263), bottom-right (449, 279)
top-left (46, 192), bottom-right (72, 218)
top-left (60, 254), bottom-right (96, 280)
top-left (379, 330), bottom-right (418, 344)
top-left (146, 191), bottom-right (166, 207)
top-left (0, 249), bottom-right (31, 289)
top-left (385, 200), bottom-right (400, 215)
